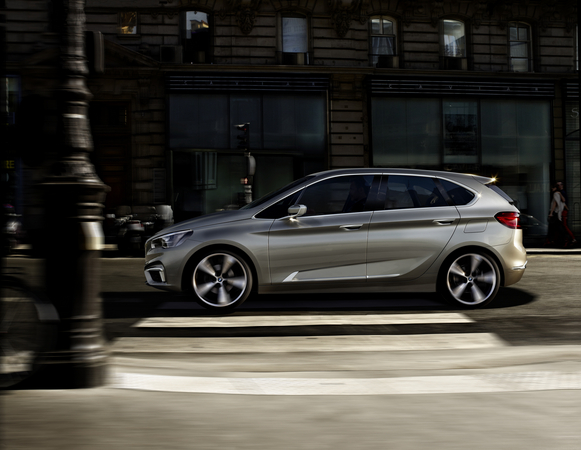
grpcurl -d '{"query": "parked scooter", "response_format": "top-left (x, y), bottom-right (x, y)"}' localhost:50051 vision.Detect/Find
top-left (111, 206), bottom-right (143, 255)
top-left (135, 205), bottom-right (175, 246)
top-left (104, 205), bottom-right (174, 256)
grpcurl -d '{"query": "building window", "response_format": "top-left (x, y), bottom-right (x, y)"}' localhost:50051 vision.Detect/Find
top-left (370, 16), bottom-right (397, 66)
top-left (443, 100), bottom-right (479, 165)
top-left (118, 12), bottom-right (138, 35)
top-left (575, 25), bottom-right (579, 71)
top-left (370, 97), bottom-right (552, 240)
top-left (181, 11), bottom-right (211, 63)
top-left (564, 98), bottom-right (580, 233)
top-left (280, 14), bottom-right (309, 64)
top-left (508, 22), bottom-right (531, 72)
top-left (440, 20), bottom-right (466, 57)
top-left (168, 91), bottom-right (327, 215)
top-left (2, 76), bottom-right (20, 126)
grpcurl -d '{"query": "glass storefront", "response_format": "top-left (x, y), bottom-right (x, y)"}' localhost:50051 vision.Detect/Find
top-left (565, 100), bottom-right (580, 234)
top-left (371, 97), bottom-right (552, 240)
top-left (168, 92), bottom-right (326, 219)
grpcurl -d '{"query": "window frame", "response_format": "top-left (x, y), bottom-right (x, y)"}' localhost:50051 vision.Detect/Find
top-left (508, 21), bottom-right (532, 73)
top-left (575, 24), bottom-right (579, 71)
top-left (278, 12), bottom-right (311, 64)
top-left (118, 11), bottom-right (139, 36)
top-left (369, 15), bottom-right (398, 66)
top-left (439, 19), bottom-right (467, 58)
top-left (180, 10), bottom-right (212, 64)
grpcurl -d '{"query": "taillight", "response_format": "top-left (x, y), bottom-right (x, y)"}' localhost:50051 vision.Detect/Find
top-left (495, 212), bottom-right (521, 229)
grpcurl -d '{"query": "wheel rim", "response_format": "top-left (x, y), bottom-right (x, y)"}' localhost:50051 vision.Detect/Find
top-left (193, 253), bottom-right (248, 308)
top-left (446, 253), bottom-right (497, 306)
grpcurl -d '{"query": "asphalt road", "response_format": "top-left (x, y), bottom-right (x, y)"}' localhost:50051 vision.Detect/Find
top-left (3, 253), bottom-right (580, 450)
top-left (4, 253), bottom-right (581, 346)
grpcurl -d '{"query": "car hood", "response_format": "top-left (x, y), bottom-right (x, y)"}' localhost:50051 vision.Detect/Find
top-left (150, 209), bottom-right (257, 238)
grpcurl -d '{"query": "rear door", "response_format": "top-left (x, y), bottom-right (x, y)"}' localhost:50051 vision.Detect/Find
top-left (367, 175), bottom-right (460, 281)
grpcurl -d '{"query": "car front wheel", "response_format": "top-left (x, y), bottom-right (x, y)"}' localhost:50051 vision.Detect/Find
top-left (191, 251), bottom-right (253, 311)
top-left (440, 252), bottom-right (500, 307)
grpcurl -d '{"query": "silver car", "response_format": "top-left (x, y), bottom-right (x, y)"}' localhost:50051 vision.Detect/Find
top-left (144, 169), bottom-right (527, 311)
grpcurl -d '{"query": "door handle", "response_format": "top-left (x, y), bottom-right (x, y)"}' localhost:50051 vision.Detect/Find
top-left (433, 219), bottom-right (455, 226)
top-left (340, 224), bottom-right (363, 231)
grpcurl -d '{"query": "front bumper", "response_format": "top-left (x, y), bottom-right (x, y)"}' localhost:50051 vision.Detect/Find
top-left (144, 262), bottom-right (178, 292)
top-left (144, 263), bottom-right (166, 285)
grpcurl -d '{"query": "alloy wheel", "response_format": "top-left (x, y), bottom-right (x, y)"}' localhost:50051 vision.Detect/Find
top-left (193, 252), bottom-right (250, 309)
top-left (445, 253), bottom-right (499, 306)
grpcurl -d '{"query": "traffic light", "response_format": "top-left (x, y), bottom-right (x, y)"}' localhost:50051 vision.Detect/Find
top-left (235, 122), bottom-right (250, 151)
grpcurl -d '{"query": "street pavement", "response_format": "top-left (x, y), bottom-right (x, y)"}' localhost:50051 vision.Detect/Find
top-left (2, 250), bottom-right (581, 449)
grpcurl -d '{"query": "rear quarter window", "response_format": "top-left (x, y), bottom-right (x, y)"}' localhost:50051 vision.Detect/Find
top-left (486, 184), bottom-right (515, 205)
top-left (439, 179), bottom-right (476, 206)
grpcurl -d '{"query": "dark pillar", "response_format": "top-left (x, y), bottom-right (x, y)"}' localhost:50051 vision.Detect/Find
top-left (39, 0), bottom-right (108, 388)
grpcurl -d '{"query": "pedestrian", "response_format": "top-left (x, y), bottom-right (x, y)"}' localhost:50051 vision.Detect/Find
top-left (545, 185), bottom-right (562, 247)
top-left (556, 181), bottom-right (577, 247)
top-left (548, 182), bottom-right (576, 248)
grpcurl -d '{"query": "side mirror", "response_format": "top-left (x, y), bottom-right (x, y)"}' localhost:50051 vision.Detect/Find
top-left (286, 204), bottom-right (307, 219)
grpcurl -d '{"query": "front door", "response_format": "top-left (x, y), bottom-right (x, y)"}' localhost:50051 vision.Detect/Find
top-left (268, 175), bottom-right (377, 284)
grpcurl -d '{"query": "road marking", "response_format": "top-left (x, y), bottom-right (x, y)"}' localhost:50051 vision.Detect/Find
top-left (133, 313), bottom-right (474, 328)
top-left (111, 333), bottom-right (505, 354)
top-left (111, 371), bottom-right (581, 395)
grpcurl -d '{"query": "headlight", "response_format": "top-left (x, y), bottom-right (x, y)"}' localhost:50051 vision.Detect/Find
top-left (150, 230), bottom-right (193, 249)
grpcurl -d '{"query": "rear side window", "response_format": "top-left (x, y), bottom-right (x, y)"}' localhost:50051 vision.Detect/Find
top-left (384, 176), bottom-right (448, 209)
top-left (439, 179), bottom-right (475, 206)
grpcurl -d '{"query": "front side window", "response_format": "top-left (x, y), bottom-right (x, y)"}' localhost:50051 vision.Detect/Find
top-left (370, 16), bottom-right (397, 65)
top-left (182, 11), bottom-right (211, 63)
top-left (119, 12), bottom-right (138, 35)
top-left (440, 20), bottom-right (466, 57)
top-left (509, 22), bottom-right (531, 72)
top-left (297, 176), bottom-right (374, 216)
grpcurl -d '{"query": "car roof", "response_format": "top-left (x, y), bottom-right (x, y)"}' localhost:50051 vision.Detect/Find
top-left (309, 168), bottom-right (493, 185)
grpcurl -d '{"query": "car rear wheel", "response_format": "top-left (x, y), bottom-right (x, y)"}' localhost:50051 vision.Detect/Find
top-left (440, 252), bottom-right (500, 307)
top-left (191, 251), bottom-right (253, 311)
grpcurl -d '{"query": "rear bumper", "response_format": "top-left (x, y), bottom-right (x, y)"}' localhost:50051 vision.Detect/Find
top-left (497, 231), bottom-right (527, 286)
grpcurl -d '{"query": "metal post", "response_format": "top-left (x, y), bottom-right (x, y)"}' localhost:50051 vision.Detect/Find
top-left (38, 0), bottom-right (108, 388)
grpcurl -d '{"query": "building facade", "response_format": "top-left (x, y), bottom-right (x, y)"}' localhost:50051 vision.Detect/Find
top-left (3, 0), bottom-right (579, 242)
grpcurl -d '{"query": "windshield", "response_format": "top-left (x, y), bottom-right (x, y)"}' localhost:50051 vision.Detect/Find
top-left (240, 176), bottom-right (315, 210)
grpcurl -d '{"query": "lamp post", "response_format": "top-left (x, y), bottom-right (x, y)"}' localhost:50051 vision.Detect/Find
top-left (39, 0), bottom-right (108, 388)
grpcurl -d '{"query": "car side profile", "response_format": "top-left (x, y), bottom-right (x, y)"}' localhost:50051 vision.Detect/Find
top-left (144, 169), bottom-right (527, 312)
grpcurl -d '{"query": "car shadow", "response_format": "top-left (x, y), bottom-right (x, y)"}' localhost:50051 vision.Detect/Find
top-left (101, 288), bottom-right (539, 342)
top-left (483, 287), bottom-right (538, 309)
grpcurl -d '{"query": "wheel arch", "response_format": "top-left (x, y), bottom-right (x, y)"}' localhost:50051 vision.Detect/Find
top-left (438, 245), bottom-right (506, 288)
top-left (181, 243), bottom-right (260, 294)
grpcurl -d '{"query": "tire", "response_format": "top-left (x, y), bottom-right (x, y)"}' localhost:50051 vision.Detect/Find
top-left (439, 252), bottom-right (500, 308)
top-left (190, 250), bottom-right (253, 311)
